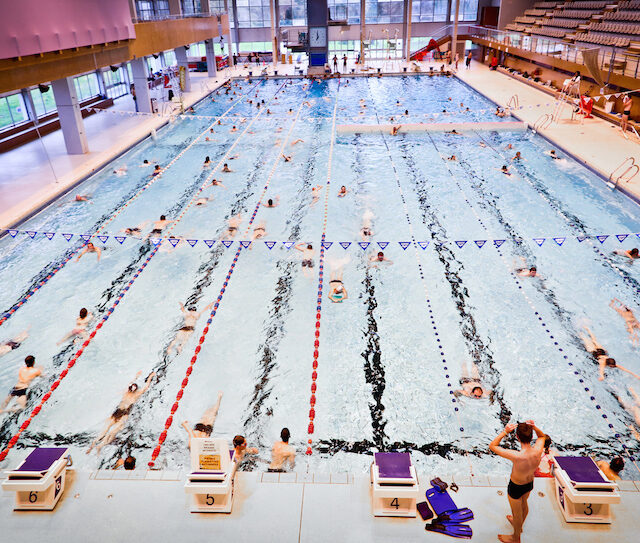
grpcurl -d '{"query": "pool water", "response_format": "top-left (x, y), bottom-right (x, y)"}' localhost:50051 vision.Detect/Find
top-left (1, 75), bottom-right (639, 479)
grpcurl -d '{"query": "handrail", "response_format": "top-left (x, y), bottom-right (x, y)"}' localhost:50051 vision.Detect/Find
top-left (507, 94), bottom-right (520, 109)
top-left (608, 156), bottom-right (639, 188)
top-left (532, 112), bottom-right (552, 132)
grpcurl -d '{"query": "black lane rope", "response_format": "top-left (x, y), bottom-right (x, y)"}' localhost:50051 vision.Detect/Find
top-left (428, 133), bottom-right (640, 475)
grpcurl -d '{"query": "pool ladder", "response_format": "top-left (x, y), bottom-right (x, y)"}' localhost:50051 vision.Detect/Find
top-left (608, 156), bottom-right (639, 189)
top-left (532, 113), bottom-right (552, 133)
top-left (507, 94), bottom-right (519, 110)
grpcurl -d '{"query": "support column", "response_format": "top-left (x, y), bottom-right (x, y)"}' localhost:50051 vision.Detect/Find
top-left (451, 0), bottom-right (460, 57)
top-left (229, 0), bottom-right (240, 55)
top-left (130, 57), bottom-right (153, 113)
top-left (21, 88), bottom-right (38, 124)
top-left (168, 0), bottom-right (182, 16)
top-left (51, 77), bottom-right (89, 154)
top-left (270, 0), bottom-right (278, 65)
top-left (175, 46), bottom-right (192, 92)
top-left (402, 0), bottom-right (412, 60)
top-left (205, 40), bottom-right (218, 76)
top-left (359, 0), bottom-right (365, 64)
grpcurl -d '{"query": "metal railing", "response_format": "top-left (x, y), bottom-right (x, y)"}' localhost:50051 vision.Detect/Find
top-left (507, 94), bottom-right (520, 109)
top-left (608, 156), bottom-right (639, 188)
top-left (132, 12), bottom-right (225, 24)
top-left (467, 25), bottom-right (640, 79)
top-left (532, 112), bottom-right (553, 132)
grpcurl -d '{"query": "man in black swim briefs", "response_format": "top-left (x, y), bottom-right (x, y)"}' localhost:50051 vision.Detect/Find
top-left (489, 421), bottom-right (547, 543)
top-left (182, 391), bottom-right (223, 449)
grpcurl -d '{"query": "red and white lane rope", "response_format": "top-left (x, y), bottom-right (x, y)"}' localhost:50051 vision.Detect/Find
top-left (306, 81), bottom-right (341, 455)
top-left (0, 84), bottom-right (284, 462)
top-left (148, 96), bottom-right (309, 468)
top-left (0, 80), bottom-right (264, 328)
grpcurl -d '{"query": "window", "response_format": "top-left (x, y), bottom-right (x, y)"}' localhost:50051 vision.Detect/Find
top-left (412, 0), bottom-right (448, 22)
top-left (30, 86), bottom-right (57, 118)
top-left (164, 50), bottom-right (177, 66)
top-left (103, 68), bottom-right (129, 100)
top-left (0, 93), bottom-right (29, 130)
top-left (74, 73), bottom-right (100, 102)
top-left (209, 0), bottom-right (226, 14)
top-left (237, 0), bottom-right (271, 28)
top-left (279, 0), bottom-right (306, 26)
top-left (365, 1), bottom-right (404, 24)
top-left (182, 0), bottom-right (201, 15)
top-left (147, 55), bottom-right (163, 73)
top-left (328, 0), bottom-right (361, 24)
top-left (450, 0), bottom-right (479, 22)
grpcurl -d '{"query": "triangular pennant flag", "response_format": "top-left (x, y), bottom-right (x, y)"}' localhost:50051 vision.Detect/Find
top-left (283, 241), bottom-right (295, 249)
top-left (44, 232), bottom-right (55, 240)
top-left (399, 241), bottom-right (411, 250)
top-left (493, 239), bottom-right (505, 247)
top-left (8, 229), bottom-right (18, 237)
top-left (168, 238), bottom-right (180, 247)
top-left (321, 241), bottom-right (333, 249)
top-left (187, 239), bottom-right (198, 247)
top-left (553, 237), bottom-right (566, 246)
top-left (377, 242), bottom-right (389, 249)
top-left (339, 242), bottom-right (351, 250)
top-left (596, 235), bottom-right (609, 244)
top-left (62, 233), bottom-right (73, 241)
top-left (26, 231), bottom-right (37, 239)
top-left (418, 241), bottom-right (429, 249)
top-left (533, 238), bottom-right (546, 246)
top-left (150, 237), bottom-right (162, 245)
top-left (240, 241), bottom-right (251, 248)
top-left (97, 235), bottom-right (109, 244)
top-left (358, 242), bottom-right (370, 250)
top-left (264, 241), bottom-right (276, 249)
top-left (80, 234), bottom-right (91, 241)
top-left (616, 234), bottom-right (629, 243)
top-left (474, 240), bottom-right (486, 248)
top-left (455, 240), bottom-right (467, 248)
top-left (577, 235), bottom-right (587, 242)
top-left (206, 240), bottom-right (218, 248)
top-left (115, 236), bottom-right (126, 244)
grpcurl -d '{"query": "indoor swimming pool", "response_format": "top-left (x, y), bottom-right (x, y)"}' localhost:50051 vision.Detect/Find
top-left (1, 75), bottom-right (639, 480)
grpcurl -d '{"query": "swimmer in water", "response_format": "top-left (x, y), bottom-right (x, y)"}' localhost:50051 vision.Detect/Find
top-left (610, 298), bottom-right (640, 346)
top-left (152, 165), bottom-right (162, 176)
top-left (282, 154), bottom-right (292, 162)
top-left (505, 143), bottom-right (513, 150)
top-left (57, 307), bottom-right (93, 345)
top-left (121, 222), bottom-right (148, 237)
top-left (113, 166), bottom-right (127, 176)
top-left (360, 210), bottom-right (374, 241)
top-left (515, 264), bottom-right (539, 278)
top-left (291, 139), bottom-right (304, 146)
top-left (139, 159), bottom-right (151, 168)
top-left (262, 196), bottom-right (280, 207)
top-left (222, 163), bottom-right (233, 173)
top-left (251, 220), bottom-right (267, 245)
top-left (0, 355), bottom-right (43, 414)
top-left (368, 251), bottom-right (393, 267)
top-left (295, 243), bottom-right (315, 278)
top-left (478, 141), bottom-right (487, 148)
top-left (328, 261), bottom-right (348, 303)
top-left (500, 165), bottom-right (512, 176)
top-left (579, 326), bottom-right (640, 381)
top-left (448, 155), bottom-right (457, 161)
top-left (230, 125), bottom-right (237, 132)
top-left (310, 185), bottom-right (323, 206)
top-left (87, 371), bottom-right (156, 454)
top-left (182, 391), bottom-right (224, 449)
top-left (223, 214), bottom-right (242, 240)
top-left (76, 242), bottom-right (101, 262)
top-left (454, 362), bottom-right (492, 399)
top-left (0, 329), bottom-right (29, 358)
top-left (149, 215), bottom-right (174, 237)
top-left (203, 156), bottom-right (211, 168)
top-left (338, 186), bottom-right (348, 197)
top-left (391, 125), bottom-right (401, 136)
top-left (75, 194), bottom-right (92, 203)
top-left (495, 107), bottom-right (507, 118)
top-left (545, 149), bottom-right (559, 159)
top-left (512, 152), bottom-right (523, 161)
top-left (195, 196), bottom-right (212, 206)
top-left (614, 248), bottom-right (639, 260)
top-left (207, 179), bottom-right (227, 189)
top-left (167, 302), bottom-right (214, 355)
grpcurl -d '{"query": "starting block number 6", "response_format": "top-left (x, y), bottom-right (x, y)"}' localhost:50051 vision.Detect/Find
top-left (29, 491), bottom-right (38, 503)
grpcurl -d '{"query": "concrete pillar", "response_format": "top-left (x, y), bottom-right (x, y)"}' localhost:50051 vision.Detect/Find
top-left (402, 0), bottom-right (412, 60)
top-left (175, 46), bottom-right (192, 92)
top-left (21, 88), bottom-right (38, 124)
top-left (169, 0), bottom-right (182, 16)
top-left (130, 58), bottom-right (153, 113)
top-left (205, 40), bottom-right (218, 76)
top-left (270, 0), bottom-right (278, 65)
top-left (51, 77), bottom-right (89, 154)
top-left (359, 0), bottom-right (365, 64)
top-left (229, 0), bottom-right (240, 55)
top-left (128, 0), bottom-right (137, 19)
top-left (451, 0), bottom-right (460, 56)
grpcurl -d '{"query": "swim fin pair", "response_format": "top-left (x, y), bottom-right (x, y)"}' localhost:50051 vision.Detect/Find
top-left (436, 507), bottom-right (474, 523)
top-left (425, 522), bottom-right (473, 539)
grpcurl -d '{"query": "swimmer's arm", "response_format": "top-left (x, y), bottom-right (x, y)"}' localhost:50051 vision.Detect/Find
top-left (96, 248), bottom-right (102, 262)
top-left (617, 365), bottom-right (640, 380)
top-left (489, 424), bottom-right (518, 459)
top-left (294, 243), bottom-right (304, 252)
top-left (342, 290), bottom-right (348, 300)
top-left (385, 259), bottom-right (393, 264)
top-left (140, 372), bottom-right (156, 394)
top-left (526, 420), bottom-right (547, 450)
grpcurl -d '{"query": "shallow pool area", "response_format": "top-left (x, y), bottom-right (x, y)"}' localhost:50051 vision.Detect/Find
top-left (1, 73), bottom-right (640, 485)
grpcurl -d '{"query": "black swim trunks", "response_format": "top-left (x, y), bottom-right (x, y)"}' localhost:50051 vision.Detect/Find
top-left (302, 259), bottom-right (314, 268)
top-left (591, 348), bottom-right (607, 359)
top-left (6, 341), bottom-right (20, 350)
top-left (507, 479), bottom-right (534, 500)
top-left (180, 326), bottom-right (195, 332)
top-left (11, 387), bottom-right (27, 397)
top-left (112, 405), bottom-right (133, 421)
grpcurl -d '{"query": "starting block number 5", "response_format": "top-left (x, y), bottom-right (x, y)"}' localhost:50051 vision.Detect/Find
top-left (206, 494), bottom-right (215, 505)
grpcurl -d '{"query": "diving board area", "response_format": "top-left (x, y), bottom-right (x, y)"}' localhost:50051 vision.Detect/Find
top-left (336, 121), bottom-right (527, 134)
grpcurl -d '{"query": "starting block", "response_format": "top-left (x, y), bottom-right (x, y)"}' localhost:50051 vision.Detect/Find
top-left (370, 452), bottom-right (420, 517)
top-left (552, 456), bottom-right (620, 523)
top-left (2, 447), bottom-right (72, 511)
top-left (184, 438), bottom-right (235, 513)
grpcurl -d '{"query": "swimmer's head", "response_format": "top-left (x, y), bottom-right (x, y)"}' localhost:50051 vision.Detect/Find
top-left (233, 435), bottom-right (247, 448)
top-left (529, 266), bottom-right (537, 276)
top-left (205, 156), bottom-right (210, 162)
top-left (281, 427), bottom-right (290, 442)
top-left (341, 185), bottom-right (346, 191)
top-left (307, 244), bottom-right (312, 250)
top-left (515, 422), bottom-right (533, 444)
top-left (544, 435), bottom-right (552, 452)
top-left (471, 386), bottom-right (483, 398)
top-left (267, 199), bottom-right (273, 206)
top-left (87, 242), bottom-right (95, 249)
top-left (160, 215), bottom-right (166, 221)
top-left (194, 423), bottom-right (212, 436)
top-left (128, 383), bottom-right (139, 393)
top-left (25, 355), bottom-right (35, 367)
top-left (143, 159), bottom-right (149, 164)
top-left (79, 308), bottom-right (88, 318)
top-left (515, 152), bottom-right (521, 158)
top-left (405, 110), bottom-right (408, 115)
top-left (155, 165), bottom-right (160, 170)
top-left (605, 357), bottom-right (617, 367)
top-left (124, 456), bottom-right (136, 470)
top-left (630, 248), bottom-right (639, 257)
top-left (502, 165), bottom-right (508, 171)
top-left (610, 456), bottom-right (624, 474)
top-left (377, 252), bottom-right (384, 261)
top-left (550, 150), bottom-right (556, 155)
top-left (188, 306), bottom-right (197, 312)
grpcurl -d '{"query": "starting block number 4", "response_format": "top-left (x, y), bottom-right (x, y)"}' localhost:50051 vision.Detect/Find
top-left (383, 497), bottom-right (411, 513)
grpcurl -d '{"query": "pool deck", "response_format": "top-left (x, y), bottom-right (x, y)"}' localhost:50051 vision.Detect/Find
top-left (2, 467), bottom-right (640, 541)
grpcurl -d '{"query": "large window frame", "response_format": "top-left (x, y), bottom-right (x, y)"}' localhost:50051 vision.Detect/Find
top-left (74, 73), bottom-right (101, 102)
top-left (0, 93), bottom-right (29, 130)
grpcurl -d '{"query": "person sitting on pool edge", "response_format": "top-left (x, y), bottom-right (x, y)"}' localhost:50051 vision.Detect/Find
top-left (579, 326), bottom-right (640, 381)
top-left (597, 456), bottom-right (624, 481)
top-left (454, 361), bottom-right (493, 400)
top-left (182, 391), bottom-right (223, 449)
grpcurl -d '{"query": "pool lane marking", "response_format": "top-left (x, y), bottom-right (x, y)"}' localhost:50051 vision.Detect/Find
top-left (365, 91), bottom-right (474, 476)
top-left (0, 84), bottom-right (287, 462)
top-left (305, 80), bottom-right (341, 456)
top-left (429, 134), bottom-right (640, 476)
top-left (476, 131), bottom-right (640, 302)
top-left (148, 96), bottom-right (309, 468)
top-left (0, 80), bottom-right (266, 328)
